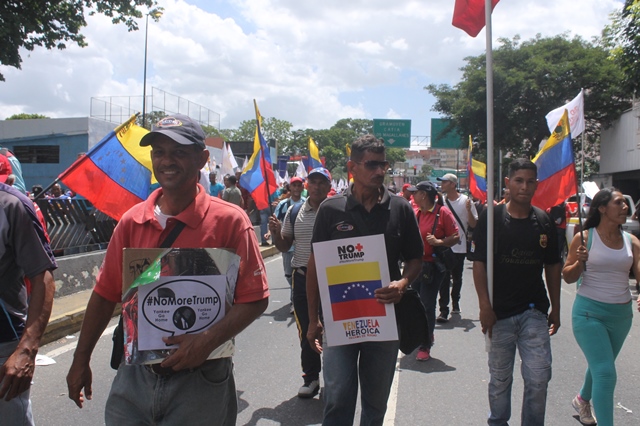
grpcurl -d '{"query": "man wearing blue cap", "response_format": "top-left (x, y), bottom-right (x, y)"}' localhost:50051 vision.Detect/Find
top-left (270, 167), bottom-right (332, 399)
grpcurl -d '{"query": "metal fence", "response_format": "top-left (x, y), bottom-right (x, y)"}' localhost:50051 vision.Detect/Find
top-left (35, 198), bottom-right (117, 256)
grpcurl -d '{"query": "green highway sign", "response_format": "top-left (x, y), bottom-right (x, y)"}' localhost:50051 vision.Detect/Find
top-left (373, 119), bottom-right (411, 148)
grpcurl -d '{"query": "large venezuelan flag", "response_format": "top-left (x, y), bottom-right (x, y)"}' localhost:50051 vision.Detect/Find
top-left (326, 262), bottom-right (386, 321)
top-left (308, 137), bottom-right (323, 170)
top-left (240, 100), bottom-right (278, 210)
top-left (468, 136), bottom-right (487, 203)
top-left (532, 109), bottom-right (577, 211)
top-left (59, 115), bottom-right (155, 221)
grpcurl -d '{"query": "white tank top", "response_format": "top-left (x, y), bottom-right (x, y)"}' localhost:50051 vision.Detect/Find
top-left (578, 230), bottom-right (633, 304)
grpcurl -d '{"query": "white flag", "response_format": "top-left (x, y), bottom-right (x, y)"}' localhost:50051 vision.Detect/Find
top-left (221, 143), bottom-right (238, 178)
top-left (295, 161), bottom-right (307, 179)
top-left (545, 89), bottom-right (584, 138)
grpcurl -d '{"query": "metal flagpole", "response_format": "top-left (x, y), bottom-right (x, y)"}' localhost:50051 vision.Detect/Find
top-left (485, 0), bottom-right (495, 352)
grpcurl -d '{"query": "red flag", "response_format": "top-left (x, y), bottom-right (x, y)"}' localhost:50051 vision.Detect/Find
top-left (452, 0), bottom-right (500, 37)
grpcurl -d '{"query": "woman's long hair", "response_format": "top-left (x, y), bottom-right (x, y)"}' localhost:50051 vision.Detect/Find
top-left (583, 187), bottom-right (620, 230)
top-left (423, 189), bottom-right (444, 207)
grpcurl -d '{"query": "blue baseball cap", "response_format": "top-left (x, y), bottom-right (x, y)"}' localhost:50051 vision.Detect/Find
top-left (308, 167), bottom-right (332, 183)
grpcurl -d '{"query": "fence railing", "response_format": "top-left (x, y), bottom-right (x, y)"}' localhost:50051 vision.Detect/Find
top-left (35, 198), bottom-right (117, 256)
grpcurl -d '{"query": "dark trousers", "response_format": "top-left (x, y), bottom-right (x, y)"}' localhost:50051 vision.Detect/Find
top-left (292, 268), bottom-right (321, 381)
top-left (438, 252), bottom-right (467, 316)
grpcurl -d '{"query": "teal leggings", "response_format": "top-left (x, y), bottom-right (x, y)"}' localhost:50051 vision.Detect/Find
top-left (572, 294), bottom-right (633, 426)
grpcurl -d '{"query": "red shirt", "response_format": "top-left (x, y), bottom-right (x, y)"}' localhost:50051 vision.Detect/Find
top-left (94, 185), bottom-right (269, 304)
top-left (415, 204), bottom-right (459, 262)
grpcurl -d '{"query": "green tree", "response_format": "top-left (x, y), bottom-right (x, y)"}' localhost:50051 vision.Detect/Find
top-left (6, 113), bottom-right (49, 119)
top-left (1, 0), bottom-right (159, 81)
top-left (603, 0), bottom-right (640, 95)
top-left (425, 34), bottom-right (630, 177)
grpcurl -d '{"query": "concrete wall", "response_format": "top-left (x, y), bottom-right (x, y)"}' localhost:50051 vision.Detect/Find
top-left (53, 250), bottom-right (105, 297)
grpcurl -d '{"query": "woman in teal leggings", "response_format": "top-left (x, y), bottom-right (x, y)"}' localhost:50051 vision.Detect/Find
top-left (563, 188), bottom-right (640, 426)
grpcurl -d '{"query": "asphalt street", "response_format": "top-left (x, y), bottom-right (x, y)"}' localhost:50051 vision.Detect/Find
top-left (30, 254), bottom-right (640, 425)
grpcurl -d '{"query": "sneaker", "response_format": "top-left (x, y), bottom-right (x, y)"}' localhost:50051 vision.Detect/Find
top-left (452, 305), bottom-right (461, 314)
top-left (298, 380), bottom-right (320, 398)
top-left (436, 314), bottom-right (449, 323)
top-left (572, 395), bottom-right (596, 425)
top-left (416, 348), bottom-right (430, 361)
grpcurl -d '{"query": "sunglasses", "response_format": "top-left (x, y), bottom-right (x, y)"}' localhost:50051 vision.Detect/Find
top-left (355, 160), bottom-right (390, 171)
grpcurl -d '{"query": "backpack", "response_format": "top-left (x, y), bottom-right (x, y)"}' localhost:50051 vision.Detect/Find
top-left (493, 204), bottom-right (554, 255)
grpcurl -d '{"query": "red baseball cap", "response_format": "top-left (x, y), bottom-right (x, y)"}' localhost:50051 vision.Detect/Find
top-left (0, 154), bottom-right (12, 183)
top-left (402, 183), bottom-right (411, 191)
top-left (290, 177), bottom-right (304, 184)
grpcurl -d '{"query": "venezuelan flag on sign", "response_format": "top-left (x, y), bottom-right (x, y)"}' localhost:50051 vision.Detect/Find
top-left (240, 100), bottom-right (278, 210)
top-left (467, 136), bottom-right (487, 203)
top-left (308, 137), bottom-right (323, 170)
top-left (326, 262), bottom-right (386, 321)
top-left (58, 115), bottom-right (155, 220)
top-left (532, 109), bottom-right (577, 211)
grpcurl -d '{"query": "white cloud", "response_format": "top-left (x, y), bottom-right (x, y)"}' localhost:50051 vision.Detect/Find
top-left (0, 0), bottom-right (625, 135)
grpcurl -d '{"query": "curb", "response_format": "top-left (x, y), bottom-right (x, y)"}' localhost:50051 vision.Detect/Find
top-left (41, 245), bottom-right (281, 346)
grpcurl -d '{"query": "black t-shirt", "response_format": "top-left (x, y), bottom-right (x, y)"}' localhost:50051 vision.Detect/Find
top-left (311, 185), bottom-right (424, 281)
top-left (469, 204), bottom-right (560, 319)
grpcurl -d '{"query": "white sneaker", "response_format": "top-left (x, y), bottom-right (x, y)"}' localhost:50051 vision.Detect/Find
top-left (572, 395), bottom-right (596, 425)
top-left (298, 380), bottom-right (320, 398)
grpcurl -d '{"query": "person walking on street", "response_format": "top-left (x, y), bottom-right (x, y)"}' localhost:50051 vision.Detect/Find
top-left (66, 114), bottom-right (269, 425)
top-left (406, 181), bottom-right (459, 361)
top-left (270, 168), bottom-right (332, 399)
top-left (470, 158), bottom-right (561, 426)
top-left (436, 173), bottom-right (477, 321)
top-left (306, 135), bottom-right (423, 425)
top-left (0, 183), bottom-right (56, 425)
top-left (563, 188), bottom-right (640, 426)
top-left (272, 177), bottom-right (306, 311)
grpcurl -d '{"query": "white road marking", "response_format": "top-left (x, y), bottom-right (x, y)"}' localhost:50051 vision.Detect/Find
top-left (44, 325), bottom-right (117, 359)
top-left (384, 351), bottom-right (404, 425)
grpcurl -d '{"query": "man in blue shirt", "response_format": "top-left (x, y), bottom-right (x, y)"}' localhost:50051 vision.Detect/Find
top-left (208, 171), bottom-right (224, 197)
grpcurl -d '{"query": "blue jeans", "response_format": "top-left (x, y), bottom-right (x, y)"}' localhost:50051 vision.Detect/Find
top-left (573, 295), bottom-right (632, 426)
top-left (487, 308), bottom-right (552, 426)
top-left (322, 340), bottom-right (400, 426)
top-left (260, 208), bottom-right (270, 243)
top-left (106, 358), bottom-right (237, 425)
top-left (411, 261), bottom-right (447, 347)
top-left (0, 341), bottom-right (33, 426)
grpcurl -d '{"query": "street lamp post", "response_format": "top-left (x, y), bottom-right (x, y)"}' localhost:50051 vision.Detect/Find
top-left (142, 10), bottom-right (162, 129)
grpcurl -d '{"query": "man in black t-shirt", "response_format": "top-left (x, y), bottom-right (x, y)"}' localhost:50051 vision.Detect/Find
top-left (469, 158), bottom-right (561, 426)
top-left (306, 135), bottom-right (423, 425)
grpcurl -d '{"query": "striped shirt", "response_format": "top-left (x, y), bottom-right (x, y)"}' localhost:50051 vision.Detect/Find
top-left (281, 198), bottom-right (318, 268)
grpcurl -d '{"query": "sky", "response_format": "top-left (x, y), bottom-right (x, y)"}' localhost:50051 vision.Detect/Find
top-left (0, 0), bottom-right (624, 141)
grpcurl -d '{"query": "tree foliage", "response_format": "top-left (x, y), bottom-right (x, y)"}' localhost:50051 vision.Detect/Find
top-left (1, 0), bottom-right (159, 81)
top-left (425, 34), bottom-right (630, 177)
top-left (603, 0), bottom-right (640, 96)
top-left (6, 113), bottom-right (50, 120)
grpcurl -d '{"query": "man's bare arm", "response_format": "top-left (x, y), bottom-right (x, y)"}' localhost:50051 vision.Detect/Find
top-left (0, 269), bottom-right (54, 401)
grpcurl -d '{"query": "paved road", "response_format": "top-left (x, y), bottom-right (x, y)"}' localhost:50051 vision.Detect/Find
top-left (31, 255), bottom-right (640, 425)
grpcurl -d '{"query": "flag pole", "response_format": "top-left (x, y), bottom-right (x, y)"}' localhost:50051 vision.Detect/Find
top-left (485, 0), bottom-right (495, 352)
top-left (254, 100), bottom-right (274, 216)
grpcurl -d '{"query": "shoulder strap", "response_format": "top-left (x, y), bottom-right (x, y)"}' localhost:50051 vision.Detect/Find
top-left (445, 198), bottom-right (466, 234)
top-left (160, 221), bottom-right (186, 248)
top-left (586, 228), bottom-right (594, 251)
top-left (431, 205), bottom-right (441, 235)
top-left (290, 201), bottom-right (303, 231)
